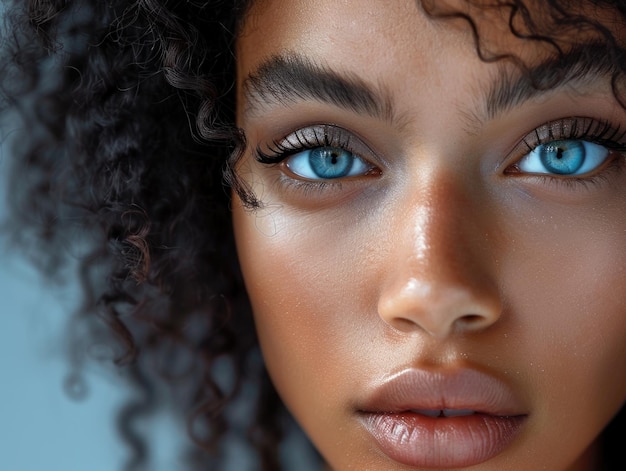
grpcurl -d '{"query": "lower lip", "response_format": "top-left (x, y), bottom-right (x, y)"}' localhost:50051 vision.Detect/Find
top-left (361, 411), bottom-right (526, 468)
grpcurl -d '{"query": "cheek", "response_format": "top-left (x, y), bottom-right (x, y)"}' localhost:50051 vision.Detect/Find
top-left (232, 197), bottom-right (405, 465)
top-left (233, 185), bottom-right (626, 470)
top-left (499, 203), bottom-right (626, 347)
top-left (233, 202), bottom-right (372, 395)
top-left (497, 203), bottom-right (626, 435)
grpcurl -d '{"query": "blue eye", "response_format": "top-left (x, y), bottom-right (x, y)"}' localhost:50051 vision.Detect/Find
top-left (517, 140), bottom-right (609, 176)
top-left (286, 146), bottom-right (372, 180)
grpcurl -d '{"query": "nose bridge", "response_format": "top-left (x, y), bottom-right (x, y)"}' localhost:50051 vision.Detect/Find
top-left (377, 171), bottom-right (501, 337)
top-left (398, 170), bottom-right (481, 284)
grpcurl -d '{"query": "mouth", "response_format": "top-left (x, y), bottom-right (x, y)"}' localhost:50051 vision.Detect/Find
top-left (358, 368), bottom-right (528, 468)
top-left (409, 408), bottom-right (476, 417)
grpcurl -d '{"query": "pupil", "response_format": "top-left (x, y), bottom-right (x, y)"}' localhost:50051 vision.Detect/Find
top-left (309, 146), bottom-right (353, 179)
top-left (539, 140), bottom-right (585, 175)
top-left (546, 145), bottom-right (564, 160)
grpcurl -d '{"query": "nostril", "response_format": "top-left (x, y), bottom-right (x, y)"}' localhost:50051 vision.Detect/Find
top-left (391, 317), bottom-right (421, 331)
top-left (457, 314), bottom-right (488, 329)
top-left (377, 279), bottom-right (503, 337)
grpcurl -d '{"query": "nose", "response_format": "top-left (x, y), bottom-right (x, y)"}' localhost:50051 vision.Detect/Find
top-left (377, 173), bottom-right (502, 338)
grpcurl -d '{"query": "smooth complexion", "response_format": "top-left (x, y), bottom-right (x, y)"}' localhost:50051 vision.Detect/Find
top-left (233, 1), bottom-right (626, 469)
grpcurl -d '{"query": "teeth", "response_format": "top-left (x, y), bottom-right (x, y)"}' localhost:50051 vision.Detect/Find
top-left (411, 409), bottom-right (441, 417)
top-left (410, 409), bottom-right (476, 417)
top-left (442, 409), bottom-right (475, 417)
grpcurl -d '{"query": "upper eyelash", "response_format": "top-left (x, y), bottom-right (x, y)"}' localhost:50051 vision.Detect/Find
top-left (521, 117), bottom-right (626, 153)
top-left (255, 125), bottom-right (355, 164)
top-left (253, 117), bottom-right (626, 182)
top-left (504, 117), bottom-right (626, 190)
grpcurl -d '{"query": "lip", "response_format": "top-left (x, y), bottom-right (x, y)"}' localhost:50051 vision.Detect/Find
top-left (358, 368), bottom-right (528, 468)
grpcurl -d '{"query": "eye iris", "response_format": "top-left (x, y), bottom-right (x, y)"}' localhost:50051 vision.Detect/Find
top-left (538, 140), bottom-right (585, 175)
top-left (309, 147), bottom-right (353, 178)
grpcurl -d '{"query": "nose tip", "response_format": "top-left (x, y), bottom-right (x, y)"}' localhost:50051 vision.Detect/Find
top-left (377, 276), bottom-right (502, 338)
top-left (375, 171), bottom-right (503, 339)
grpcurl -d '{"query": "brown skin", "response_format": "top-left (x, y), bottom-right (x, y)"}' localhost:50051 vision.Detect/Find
top-left (233, 1), bottom-right (626, 469)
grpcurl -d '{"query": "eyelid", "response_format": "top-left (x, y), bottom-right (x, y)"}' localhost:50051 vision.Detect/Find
top-left (255, 124), bottom-right (383, 169)
top-left (504, 117), bottom-right (626, 171)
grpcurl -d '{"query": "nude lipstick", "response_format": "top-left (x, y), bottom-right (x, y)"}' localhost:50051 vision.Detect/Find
top-left (358, 368), bottom-right (527, 468)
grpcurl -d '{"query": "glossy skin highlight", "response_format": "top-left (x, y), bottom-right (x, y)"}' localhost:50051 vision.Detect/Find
top-left (233, 1), bottom-right (626, 469)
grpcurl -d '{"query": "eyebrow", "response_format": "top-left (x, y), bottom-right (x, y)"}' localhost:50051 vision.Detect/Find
top-left (241, 44), bottom-right (619, 126)
top-left (483, 42), bottom-right (619, 121)
top-left (242, 54), bottom-right (394, 122)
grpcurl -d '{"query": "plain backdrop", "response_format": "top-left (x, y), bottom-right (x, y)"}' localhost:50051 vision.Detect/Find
top-left (0, 125), bottom-right (126, 469)
top-left (0, 246), bottom-right (129, 470)
top-left (0, 115), bottom-right (186, 470)
top-left (0, 4), bottom-right (320, 464)
top-left (0, 152), bottom-right (317, 471)
top-left (0, 119), bottom-right (317, 471)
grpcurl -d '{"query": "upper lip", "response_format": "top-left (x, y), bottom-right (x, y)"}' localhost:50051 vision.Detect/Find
top-left (358, 367), bottom-right (527, 416)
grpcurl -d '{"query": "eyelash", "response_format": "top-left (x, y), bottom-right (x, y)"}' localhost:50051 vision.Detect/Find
top-left (506, 117), bottom-right (626, 188)
top-left (253, 117), bottom-right (626, 192)
top-left (256, 124), bottom-right (356, 164)
top-left (254, 124), bottom-right (370, 193)
top-left (522, 118), bottom-right (626, 152)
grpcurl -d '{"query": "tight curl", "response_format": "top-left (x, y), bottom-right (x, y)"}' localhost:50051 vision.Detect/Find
top-left (1, 1), bottom-right (625, 470)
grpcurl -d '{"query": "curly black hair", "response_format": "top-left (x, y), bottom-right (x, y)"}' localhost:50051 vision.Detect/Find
top-left (1, 1), bottom-right (625, 470)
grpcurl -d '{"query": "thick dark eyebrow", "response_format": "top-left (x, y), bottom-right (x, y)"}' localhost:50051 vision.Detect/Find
top-left (242, 45), bottom-right (619, 126)
top-left (242, 54), bottom-right (394, 121)
top-left (484, 43), bottom-right (620, 121)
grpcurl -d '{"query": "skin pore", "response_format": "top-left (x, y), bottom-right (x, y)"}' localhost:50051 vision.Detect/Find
top-left (233, 1), bottom-right (626, 469)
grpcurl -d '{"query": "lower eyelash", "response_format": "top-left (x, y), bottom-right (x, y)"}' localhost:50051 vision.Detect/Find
top-left (277, 172), bottom-right (343, 195)
top-left (535, 152), bottom-right (625, 190)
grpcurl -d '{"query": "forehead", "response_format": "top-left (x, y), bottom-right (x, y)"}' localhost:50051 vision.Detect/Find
top-left (236, 0), bottom-right (616, 68)
top-left (236, 0), bottom-right (622, 132)
top-left (236, 1), bottom-right (480, 131)
top-left (239, 1), bottom-right (429, 53)
top-left (237, 1), bottom-right (467, 80)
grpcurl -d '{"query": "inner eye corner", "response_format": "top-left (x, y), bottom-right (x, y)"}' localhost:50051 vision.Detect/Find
top-left (501, 162), bottom-right (520, 175)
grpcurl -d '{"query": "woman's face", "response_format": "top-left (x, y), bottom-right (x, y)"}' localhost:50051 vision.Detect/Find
top-left (232, 1), bottom-right (626, 469)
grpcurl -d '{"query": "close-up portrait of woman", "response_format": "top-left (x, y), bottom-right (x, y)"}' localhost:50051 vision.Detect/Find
top-left (1, 0), bottom-right (625, 470)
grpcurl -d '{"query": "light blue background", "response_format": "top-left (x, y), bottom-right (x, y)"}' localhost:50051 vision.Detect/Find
top-left (0, 250), bottom-right (127, 470)
top-left (0, 148), bottom-right (316, 471)
top-left (0, 119), bottom-right (184, 470)
top-left (0, 126), bottom-right (314, 471)
top-left (0, 123), bottom-right (126, 469)
top-left (0, 5), bottom-right (319, 461)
